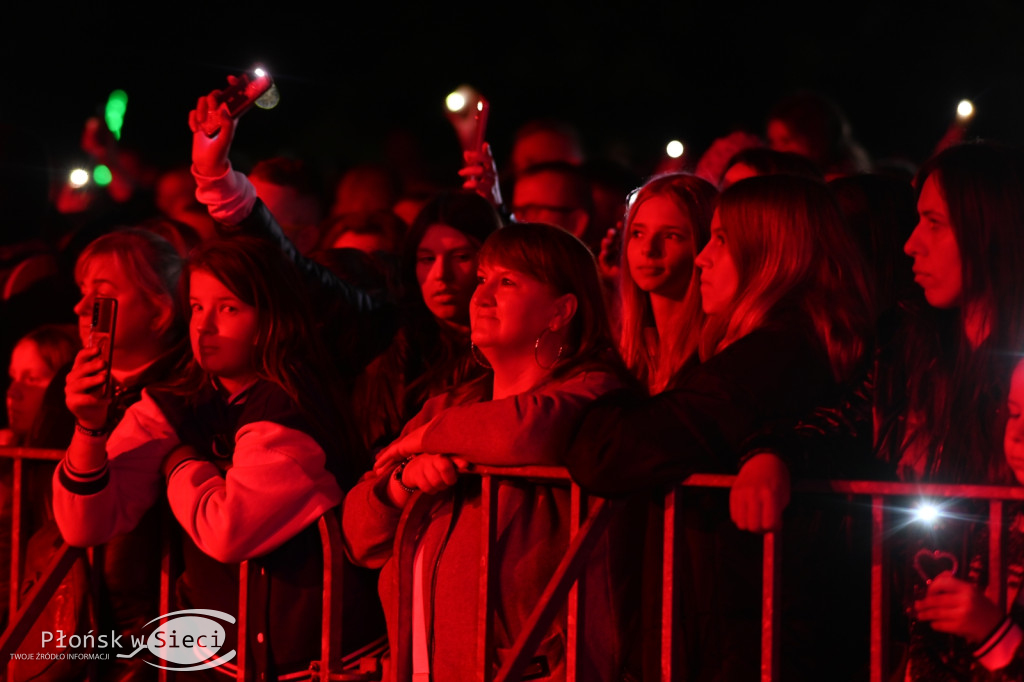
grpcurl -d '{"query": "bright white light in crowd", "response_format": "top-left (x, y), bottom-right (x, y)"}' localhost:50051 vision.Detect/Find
top-left (254, 68), bottom-right (266, 78)
top-left (446, 91), bottom-right (466, 112)
top-left (915, 502), bottom-right (940, 524)
top-left (666, 140), bottom-right (684, 158)
top-left (69, 168), bottom-right (89, 188)
top-left (957, 99), bottom-right (974, 119)
top-left (477, 101), bottom-right (484, 112)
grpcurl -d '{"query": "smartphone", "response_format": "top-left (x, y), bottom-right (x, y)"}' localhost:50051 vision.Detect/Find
top-left (445, 85), bottom-right (489, 153)
top-left (468, 97), bottom-right (490, 154)
top-left (203, 66), bottom-right (277, 137)
top-left (89, 297), bottom-right (117, 397)
top-left (218, 66), bottom-right (274, 117)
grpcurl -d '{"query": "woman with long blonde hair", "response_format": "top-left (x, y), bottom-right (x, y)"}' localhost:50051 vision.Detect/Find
top-left (568, 174), bottom-right (873, 680)
top-left (618, 174), bottom-right (716, 393)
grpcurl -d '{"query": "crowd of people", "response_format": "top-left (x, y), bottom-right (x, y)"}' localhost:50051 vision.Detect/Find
top-left (3, 79), bottom-right (1024, 681)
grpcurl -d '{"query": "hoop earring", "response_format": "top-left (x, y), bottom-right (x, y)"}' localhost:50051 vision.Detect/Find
top-left (470, 341), bottom-right (492, 369)
top-left (534, 328), bottom-right (564, 370)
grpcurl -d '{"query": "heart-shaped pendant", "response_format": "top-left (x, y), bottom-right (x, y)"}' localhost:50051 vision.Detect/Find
top-left (913, 548), bottom-right (959, 583)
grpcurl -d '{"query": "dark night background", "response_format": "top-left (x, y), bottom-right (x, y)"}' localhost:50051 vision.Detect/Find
top-left (3, 1), bottom-right (1024, 187)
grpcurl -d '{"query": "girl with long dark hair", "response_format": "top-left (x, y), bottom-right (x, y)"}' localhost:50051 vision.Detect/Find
top-left (352, 190), bottom-right (501, 449)
top-left (567, 174), bottom-right (874, 680)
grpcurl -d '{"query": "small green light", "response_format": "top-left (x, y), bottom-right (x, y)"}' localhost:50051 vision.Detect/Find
top-left (93, 165), bottom-right (112, 187)
top-left (105, 90), bottom-right (128, 140)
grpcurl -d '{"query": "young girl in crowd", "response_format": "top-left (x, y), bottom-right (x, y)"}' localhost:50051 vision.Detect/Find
top-left (887, 143), bottom-right (1024, 681)
top-left (353, 190), bottom-right (501, 449)
top-left (54, 236), bottom-right (382, 680)
top-left (618, 173), bottom-right (716, 393)
top-left (2, 325), bottom-right (79, 447)
top-left (188, 84), bottom-right (396, 390)
top-left (344, 223), bottom-right (636, 681)
top-left (567, 174), bottom-right (874, 679)
top-left (187, 85), bottom-right (501, 450)
top-left (718, 142), bottom-right (1024, 677)
top-left (884, 142), bottom-right (1024, 485)
top-left (47, 228), bottom-right (188, 679)
top-left (0, 324), bottom-right (78, 633)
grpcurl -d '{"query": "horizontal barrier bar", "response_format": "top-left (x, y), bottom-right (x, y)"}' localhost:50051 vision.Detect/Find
top-left (0, 447), bottom-right (64, 462)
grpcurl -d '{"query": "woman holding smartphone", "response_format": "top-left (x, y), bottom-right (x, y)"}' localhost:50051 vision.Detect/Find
top-left (55, 236), bottom-right (382, 680)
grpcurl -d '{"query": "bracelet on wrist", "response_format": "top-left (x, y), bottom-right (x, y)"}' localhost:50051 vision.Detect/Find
top-left (393, 456), bottom-right (418, 494)
top-left (75, 421), bottom-right (110, 438)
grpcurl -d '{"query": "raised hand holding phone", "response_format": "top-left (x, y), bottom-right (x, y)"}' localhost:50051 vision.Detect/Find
top-left (199, 68), bottom-right (276, 138)
top-left (446, 85), bottom-right (502, 206)
top-left (189, 66), bottom-right (278, 177)
top-left (65, 297), bottom-right (118, 431)
top-left (445, 85), bottom-right (489, 153)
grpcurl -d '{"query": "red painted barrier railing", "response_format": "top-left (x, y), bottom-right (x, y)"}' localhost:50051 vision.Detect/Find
top-left (4, 446), bottom-right (1024, 682)
top-left (0, 447), bottom-right (381, 681)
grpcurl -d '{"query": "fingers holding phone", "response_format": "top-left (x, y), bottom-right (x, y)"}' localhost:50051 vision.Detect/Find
top-left (66, 297), bottom-right (117, 430)
top-left (190, 67), bottom-right (276, 177)
top-left (65, 346), bottom-right (113, 430)
top-left (459, 143), bottom-right (503, 207)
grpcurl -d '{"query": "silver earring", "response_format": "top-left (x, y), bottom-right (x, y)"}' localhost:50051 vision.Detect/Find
top-left (534, 328), bottom-right (564, 370)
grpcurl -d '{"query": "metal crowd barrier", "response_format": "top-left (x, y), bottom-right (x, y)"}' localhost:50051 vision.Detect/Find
top-left (5, 446), bottom-right (1024, 682)
top-left (0, 447), bottom-right (381, 681)
top-left (393, 467), bottom-right (1024, 682)
top-left (390, 465), bottom-right (614, 682)
top-left (669, 475), bottom-right (1024, 682)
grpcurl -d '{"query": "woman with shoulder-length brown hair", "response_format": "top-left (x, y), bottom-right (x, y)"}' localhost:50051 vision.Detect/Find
top-left (345, 223), bottom-right (638, 681)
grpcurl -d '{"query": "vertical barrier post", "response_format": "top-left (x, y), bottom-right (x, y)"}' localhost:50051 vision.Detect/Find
top-left (761, 531), bottom-right (780, 682)
top-left (319, 515), bottom-right (343, 682)
top-left (566, 483), bottom-right (585, 682)
top-left (237, 560), bottom-right (248, 681)
top-left (661, 488), bottom-right (680, 682)
top-left (158, 510), bottom-right (175, 682)
top-left (987, 500), bottom-right (1006, 613)
top-left (6, 457), bottom-right (23, 681)
top-left (10, 458), bottom-right (23, 617)
top-left (477, 475), bottom-right (498, 682)
top-left (870, 495), bottom-right (888, 682)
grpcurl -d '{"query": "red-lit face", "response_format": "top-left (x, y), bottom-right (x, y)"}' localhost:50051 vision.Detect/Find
top-left (189, 270), bottom-right (259, 394)
top-left (470, 262), bottom-right (567, 357)
top-left (73, 254), bottom-right (167, 368)
top-left (1005, 360), bottom-right (1024, 484)
top-left (6, 340), bottom-right (55, 437)
top-left (695, 211), bottom-right (739, 315)
top-left (415, 225), bottom-right (479, 325)
top-left (626, 195), bottom-right (695, 299)
top-left (904, 174), bottom-right (963, 309)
